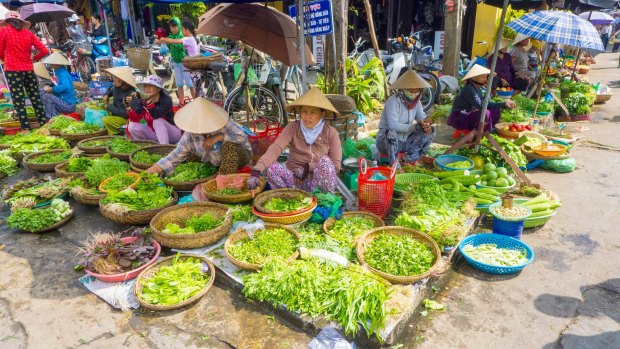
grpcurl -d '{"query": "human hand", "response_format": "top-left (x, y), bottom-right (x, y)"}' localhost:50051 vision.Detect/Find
top-left (44, 86), bottom-right (52, 93)
top-left (146, 164), bottom-right (163, 175)
top-left (103, 95), bottom-right (109, 104)
top-left (202, 134), bottom-right (223, 150)
top-left (293, 163), bottom-right (309, 180)
top-left (505, 100), bottom-right (516, 109)
top-left (500, 78), bottom-right (509, 87)
top-left (247, 170), bottom-right (261, 191)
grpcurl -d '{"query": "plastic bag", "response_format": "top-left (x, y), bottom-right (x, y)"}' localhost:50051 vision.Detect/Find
top-left (342, 139), bottom-right (363, 160)
top-left (84, 107), bottom-right (107, 127)
top-left (238, 219), bottom-right (265, 238)
top-left (78, 275), bottom-right (138, 311)
top-left (216, 174), bottom-right (246, 191)
top-left (308, 327), bottom-right (356, 349)
top-left (540, 158), bottom-right (576, 173)
top-left (310, 191), bottom-right (343, 223)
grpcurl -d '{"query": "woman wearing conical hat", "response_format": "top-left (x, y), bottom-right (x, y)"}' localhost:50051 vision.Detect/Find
top-left (376, 69), bottom-right (436, 165)
top-left (488, 38), bottom-right (529, 97)
top-left (101, 66), bottom-right (137, 135)
top-left (448, 64), bottom-right (516, 131)
top-left (246, 87), bottom-right (342, 193)
top-left (34, 52), bottom-right (77, 119)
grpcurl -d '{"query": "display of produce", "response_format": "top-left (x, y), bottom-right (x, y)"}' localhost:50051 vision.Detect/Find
top-left (48, 116), bottom-right (79, 131)
top-left (132, 150), bottom-right (164, 164)
top-left (165, 162), bottom-right (218, 182)
top-left (425, 144), bottom-right (449, 158)
top-left (457, 134), bottom-right (527, 170)
top-left (61, 122), bottom-right (103, 134)
top-left (76, 232), bottom-right (157, 274)
top-left (80, 138), bottom-right (111, 148)
top-left (298, 223), bottom-right (354, 260)
top-left (563, 92), bottom-right (591, 115)
top-left (489, 204), bottom-right (530, 218)
top-left (100, 173), bottom-right (174, 211)
top-left (107, 138), bottom-right (141, 154)
top-left (66, 157), bottom-right (94, 172)
top-left (6, 199), bottom-right (72, 232)
top-left (0, 133), bottom-right (69, 153)
top-left (520, 194), bottom-right (562, 218)
top-left (500, 108), bottom-right (529, 123)
top-left (4, 178), bottom-right (69, 207)
top-left (444, 160), bottom-right (473, 169)
top-left (364, 233), bottom-right (435, 276)
top-left (100, 172), bottom-right (139, 192)
top-left (0, 149), bottom-right (17, 176)
top-left (26, 150), bottom-right (72, 164)
top-left (327, 216), bottom-right (377, 244)
top-left (501, 122), bottom-right (532, 133)
top-left (162, 212), bottom-right (224, 234)
top-left (226, 204), bottom-right (253, 222)
top-left (228, 228), bottom-right (298, 265)
top-left (478, 163), bottom-right (516, 188)
top-left (461, 243), bottom-right (528, 266)
top-left (263, 195), bottom-right (313, 213)
top-left (85, 155), bottom-right (130, 187)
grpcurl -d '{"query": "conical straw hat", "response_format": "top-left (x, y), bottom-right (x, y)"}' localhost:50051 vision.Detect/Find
top-left (174, 97), bottom-right (230, 134)
top-left (462, 64), bottom-right (491, 81)
top-left (42, 52), bottom-right (70, 66)
top-left (498, 38), bottom-right (513, 51)
top-left (389, 69), bottom-right (431, 90)
top-left (513, 34), bottom-right (532, 50)
top-left (285, 87), bottom-right (340, 117)
top-left (33, 62), bottom-right (51, 80)
top-left (105, 66), bottom-right (137, 88)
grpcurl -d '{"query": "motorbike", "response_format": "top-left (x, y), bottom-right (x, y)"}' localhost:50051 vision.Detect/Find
top-left (90, 36), bottom-right (111, 60)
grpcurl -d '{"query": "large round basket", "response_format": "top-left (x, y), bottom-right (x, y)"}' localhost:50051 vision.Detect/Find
top-left (323, 211), bottom-right (385, 238)
top-left (162, 175), bottom-right (215, 192)
top-left (106, 140), bottom-right (157, 161)
top-left (150, 202), bottom-right (233, 249)
top-left (77, 135), bottom-right (121, 154)
top-left (458, 233), bottom-right (534, 274)
top-left (251, 199), bottom-right (317, 225)
top-left (578, 66), bottom-right (590, 74)
top-left (55, 161), bottom-right (86, 180)
top-left (513, 198), bottom-right (556, 228)
top-left (253, 188), bottom-right (314, 214)
top-left (70, 185), bottom-right (106, 206)
top-left (135, 254), bottom-right (216, 311)
top-left (202, 174), bottom-right (266, 204)
top-left (495, 123), bottom-right (525, 139)
top-left (22, 149), bottom-right (72, 172)
top-left (224, 224), bottom-right (300, 271)
top-left (99, 191), bottom-right (179, 225)
top-left (595, 94), bottom-right (612, 103)
top-left (84, 236), bottom-right (161, 282)
top-left (356, 226), bottom-right (441, 284)
top-left (59, 128), bottom-right (107, 142)
top-left (129, 145), bottom-right (175, 171)
top-left (181, 53), bottom-right (224, 70)
top-left (49, 128), bottom-right (61, 136)
top-left (325, 94), bottom-right (356, 115)
top-left (29, 210), bottom-right (74, 233)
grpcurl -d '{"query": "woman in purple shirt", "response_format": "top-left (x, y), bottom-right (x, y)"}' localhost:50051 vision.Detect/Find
top-left (488, 38), bottom-right (529, 96)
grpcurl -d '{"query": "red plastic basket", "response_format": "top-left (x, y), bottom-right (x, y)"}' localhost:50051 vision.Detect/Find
top-left (84, 237), bottom-right (161, 283)
top-left (248, 118), bottom-right (282, 161)
top-left (357, 158), bottom-right (397, 218)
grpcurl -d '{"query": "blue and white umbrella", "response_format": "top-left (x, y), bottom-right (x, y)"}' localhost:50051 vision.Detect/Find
top-left (507, 10), bottom-right (604, 52)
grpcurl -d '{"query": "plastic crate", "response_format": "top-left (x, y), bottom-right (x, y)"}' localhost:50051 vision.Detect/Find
top-left (247, 118), bottom-right (282, 162)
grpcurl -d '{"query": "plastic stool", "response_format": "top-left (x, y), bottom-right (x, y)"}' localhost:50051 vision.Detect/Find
top-left (453, 129), bottom-right (471, 139)
top-left (62, 112), bottom-right (80, 121)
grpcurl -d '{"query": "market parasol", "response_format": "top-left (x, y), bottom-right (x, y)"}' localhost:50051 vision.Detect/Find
top-left (19, 3), bottom-right (75, 24)
top-left (196, 3), bottom-right (315, 67)
top-left (579, 11), bottom-right (614, 25)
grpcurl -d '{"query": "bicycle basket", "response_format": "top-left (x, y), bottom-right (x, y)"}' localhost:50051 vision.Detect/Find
top-left (127, 48), bottom-right (150, 71)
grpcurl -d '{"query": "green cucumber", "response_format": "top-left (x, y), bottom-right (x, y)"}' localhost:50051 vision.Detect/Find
top-left (523, 195), bottom-right (549, 207)
top-left (526, 203), bottom-right (552, 212)
top-left (433, 170), bottom-right (467, 179)
top-left (473, 191), bottom-right (500, 201)
top-left (529, 209), bottom-right (554, 218)
top-left (474, 198), bottom-right (495, 205)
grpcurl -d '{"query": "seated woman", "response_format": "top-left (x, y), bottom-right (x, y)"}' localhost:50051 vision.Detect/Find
top-left (126, 75), bottom-right (181, 144)
top-left (102, 66), bottom-right (136, 135)
top-left (34, 52), bottom-right (77, 119)
top-left (376, 69), bottom-right (435, 165)
top-left (489, 39), bottom-right (529, 96)
top-left (510, 36), bottom-right (537, 82)
top-left (247, 87), bottom-right (341, 193)
top-left (448, 64), bottom-right (516, 131)
top-left (147, 97), bottom-right (252, 178)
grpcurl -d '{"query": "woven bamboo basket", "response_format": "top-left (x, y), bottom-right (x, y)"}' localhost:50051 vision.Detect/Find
top-left (135, 254), bottom-right (216, 311)
top-left (251, 203), bottom-right (316, 225)
top-left (107, 140), bottom-right (157, 161)
top-left (253, 188), bottom-right (314, 214)
top-left (77, 135), bottom-right (121, 154)
top-left (202, 174), bottom-right (266, 204)
top-left (595, 94), bottom-right (612, 103)
top-left (356, 226), bottom-right (441, 284)
top-left (99, 191), bottom-right (178, 225)
top-left (162, 174), bottom-right (215, 192)
top-left (30, 211), bottom-right (74, 233)
top-left (323, 211), bottom-right (385, 240)
top-left (578, 66), bottom-right (590, 74)
top-left (84, 237), bottom-right (161, 283)
top-left (150, 202), bottom-right (233, 249)
top-left (325, 94), bottom-right (356, 115)
top-left (224, 224), bottom-right (300, 271)
top-left (181, 53), bottom-right (224, 70)
top-left (22, 149), bottom-right (72, 172)
top-left (49, 129), bottom-right (61, 136)
top-left (60, 128), bottom-right (107, 142)
top-left (70, 185), bottom-right (106, 206)
top-left (55, 161), bottom-right (86, 180)
top-left (324, 113), bottom-right (358, 141)
top-left (129, 145), bottom-right (175, 171)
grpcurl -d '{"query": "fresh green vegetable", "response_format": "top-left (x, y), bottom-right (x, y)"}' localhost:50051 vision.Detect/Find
top-left (500, 108), bottom-right (529, 123)
top-left (132, 150), bottom-right (164, 164)
top-left (80, 138), bottom-right (110, 148)
top-left (462, 243), bottom-right (528, 266)
top-left (228, 228), bottom-right (297, 265)
top-left (140, 253), bottom-right (210, 305)
top-left (0, 149), bottom-right (17, 175)
top-left (166, 162), bottom-right (218, 182)
top-left (563, 92), bottom-right (591, 115)
top-left (263, 195), bottom-right (313, 212)
top-left (298, 223), bottom-right (354, 260)
top-left (85, 155), bottom-right (130, 186)
top-left (6, 199), bottom-right (72, 232)
top-left (27, 150), bottom-right (72, 164)
top-left (101, 173), bottom-right (137, 191)
top-left (214, 188), bottom-right (243, 195)
top-left (66, 157), bottom-right (94, 172)
top-left (107, 138), bottom-right (140, 154)
top-left (226, 204), bottom-right (253, 222)
top-left (327, 215), bottom-right (377, 244)
top-left (5, 178), bottom-right (68, 206)
top-left (444, 160), bottom-right (472, 169)
top-left (61, 122), bottom-right (102, 134)
top-left (0, 133), bottom-right (69, 153)
top-left (184, 212), bottom-right (224, 232)
top-left (48, 116), bottom-right (79, 130)
top-left (365, 233), bottom-right (435, 276)
top-left (456, 134), bottom-right (527, 170)
top-left (425, 144), bottom-right (449, 158)
top-left (101, 173), bottom-right (173, 211)
top-left (161, 223), bottom-right (195, 234)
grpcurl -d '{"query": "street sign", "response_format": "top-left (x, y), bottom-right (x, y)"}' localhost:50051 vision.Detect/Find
top-left (434, 31), bottom-right (445, 60)
top-left (313, 35), bottom-right (325, 66)
top-left (289, 0), bottom-right (334, 37)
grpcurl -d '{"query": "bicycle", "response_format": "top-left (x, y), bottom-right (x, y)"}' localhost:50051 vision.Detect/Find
top-left (458, 41), bottom-right (489, 78)
top-left (53, 40), bottom-right (95, 83)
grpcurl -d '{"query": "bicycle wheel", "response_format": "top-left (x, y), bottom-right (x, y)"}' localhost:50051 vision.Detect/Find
top-left (419, 71), bottom-right (440, 101)
top-left (420, 87), bottom-right (435, 113)
top-left (196, 73), bottom-right (223, 101)
top-left (77, 56), bottom-right (95, 82)
top-left (224, 85), bottom-right (284, 126)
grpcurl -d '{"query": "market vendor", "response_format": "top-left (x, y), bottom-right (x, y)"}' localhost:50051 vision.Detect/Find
top-left (488, 38), bottom-right (529, 96)
top-left (101, 66), bottom-right (136, 135)
top-left (247, 87), bottom-right (342, 193)
top-left (376, 69), bottom-right (435, 165)
top-left (34, 52), bottom-right (77, 119)
top-left (146, 97), bottom-right (251, 178)
top-left (510, 36), bottom-right (536, 82)
top-left (448, 64), bottom-right (516, 131)
top-left (126, 75), bottom-right (181, 144)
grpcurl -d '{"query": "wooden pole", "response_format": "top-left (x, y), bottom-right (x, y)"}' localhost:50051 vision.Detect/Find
top-left (333, 0), bottom-right (349, 94)
top-left (442, 0), bottom-right (464, 77)
top-left (362, 0), bottom-right (389, 98)
top-left (570, 48), bottom-right (582, 82)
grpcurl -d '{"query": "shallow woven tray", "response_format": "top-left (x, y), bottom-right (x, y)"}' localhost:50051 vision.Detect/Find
top-left (202, 174), bottom-right (266, 204)
top-left (99, 191), bottom-right (178, 225)
top-left (323, 211), bottom-right (385, 240)
top-left (595, 94), bottom-right (612, 103)
top-left (135, 254), bottom-right (216, 311)
top-left (224, 223), bottom-right (300, 271)
top-left (251, 204), bottom-right (316, 225)
top-left (495, 122), bottom-right (528, 139)
top-left (181, 53), bottom-right (224, 70)
top-left (22, 149), bottom-right (72, 172)
top-left (150, 202), bottom-right (233, 249)
top-left (30, 211), bottom-right (74, 234)
top-left (162, 174), bottom-right (215, 192)
top-left (129, 145), bottom-right (175, 171)
top-left (356, 226), bottom-right (441, 284)
top-left (70, 185), bottom-right (106, 206)
top-left (55, 161), bottom-right (86, 180)
top-left (253, 188), bottom-right (314, 214)
top-left (106, 140), bottom-right (157, 161)
top-left (60, 128), bottom-right (107, 142)
top-left (77, 135), bottom-right (121, 154)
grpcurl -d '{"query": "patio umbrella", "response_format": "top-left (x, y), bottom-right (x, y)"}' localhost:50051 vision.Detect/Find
top-left (579, 11), bottom-right (614, 25)
top-left (196, 3), bottom-right (315, 66)
top-left (19, 3), bottom-right (74, 24)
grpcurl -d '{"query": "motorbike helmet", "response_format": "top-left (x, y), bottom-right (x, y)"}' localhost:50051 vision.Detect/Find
top-left (69, 14), bottom-right (79, 22)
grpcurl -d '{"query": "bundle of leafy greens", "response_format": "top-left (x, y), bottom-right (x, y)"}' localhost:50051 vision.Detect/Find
top-left (76, 231), bottom-right (157, 274)
top-left (162, 212), bottom-right (224, 234)
top-left (0, 133), bottom-right (69, 153)
top-left (298, 223), bottom-right (354, 260)
top-left (85, 155), bottom-right (130, 187)
top-left (7, 199), bottom-right (72, 232)
top-left (48, 115), bottom-right (79, 130)
top-left (101, 172), bottom-right (137, 191)
top-left (225, 204), bottom-right (253, 222)
top-left (66, 157), bottom-right (94, 172)
top-left (563, 92), bottom-right (591, 115)
top-left (61, 122), bottom-right (102, 134)
top-left (263, 194), bottom-right (313, 212)
top-left (80, 138), bottom-right (110, 148)
top-left (27, 150), bottom-right (72, 164)
top-left (228, 228), bottom-right (298, 265)
top-left (327, 215), bottom-right (377, 244)
top-left (166, 162), bottom-right (217, 182)
top-left (0, 149), bottom-right (17, 176)
top-left (214, 188), bottom-right (243, 195)
top-left (364, 233), bottom-right (435, 276)
top-left (101, 173), bottom-right (173, 211)
top-left (132, 150), bottom-right (164, 164)
top-left (5, 178), bottom-right (69, 207)
top-left (107, 138), bottom-right (140, 154)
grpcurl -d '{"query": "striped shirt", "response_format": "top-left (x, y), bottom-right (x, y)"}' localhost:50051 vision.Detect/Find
top-left (156, 121), bottom-right (251, 174)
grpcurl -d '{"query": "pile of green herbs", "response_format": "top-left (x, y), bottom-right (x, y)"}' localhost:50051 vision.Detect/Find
top-left (562, 92), bottom-right (591, 115)
top-left (456, 134), bottom-right (527, 170)
top-left (132, 150), bottom-right (164, 164)
top-left (263, 194), bottom-right (313, 212)
top-left (327, 216), bottom-right (377, 245)
top-left (101, 173), bottom-right (137, 191)
top-left (162, 212), bottom-right (224, 234)
top-left (425, 144), bottom-right (449, 158)
top-left (66, 157), bottom-right (94, 172)
top-left (101, 173), bottom-right (174, 211)
top-left (27, 150), bottom-right (72, 164)
top-left (365, 233), bottom-right (435, 276)
top-left (67, 178), bottom-right (104, 195)
top-left (228, 228), bottom-right (298, 265)
top-left (0, 149), bottom-right (17, 176)
top-left (80, 138), bottom-right (111, 148)
top-left (0, 133), bottom-right (69, 153)
top-left (214, 188), bottom-right (243, 195)
top-left (7, 199), bottom-right (72, 232)
top-left (166, 162), bottom-right (217, 182)
top-left (500, 108), bottom-right (529, 123)
top-left (85, 155), bottom-right (130, 186)
top-left (243, 258), bottom-right (391, 338)
top-left (107, 138), bottom-right (141, 154)
top-left (61, 122), bottom-right (102, 134)
top-left (48, 116), bottom-right (79, 130)
top-left (140, 253), bottom-right (210, 305)
top-left (226, 204), bottom-right (253, 222)
top-left (298, 223), bottom-right (354, 260)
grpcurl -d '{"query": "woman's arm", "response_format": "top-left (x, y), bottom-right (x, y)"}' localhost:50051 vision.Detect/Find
top-left (31, 34), bottom-right (49, 61)
top-left (253, 123), bottom-right (295, 172)
top-left (147, 95), bottom-right (173, 120)
top-left (156, 133), bottom-right (191, 175)
top-left (383, 97), bottom-right (413, 133)
top-left (159, 37), bottom-right (183, 44)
